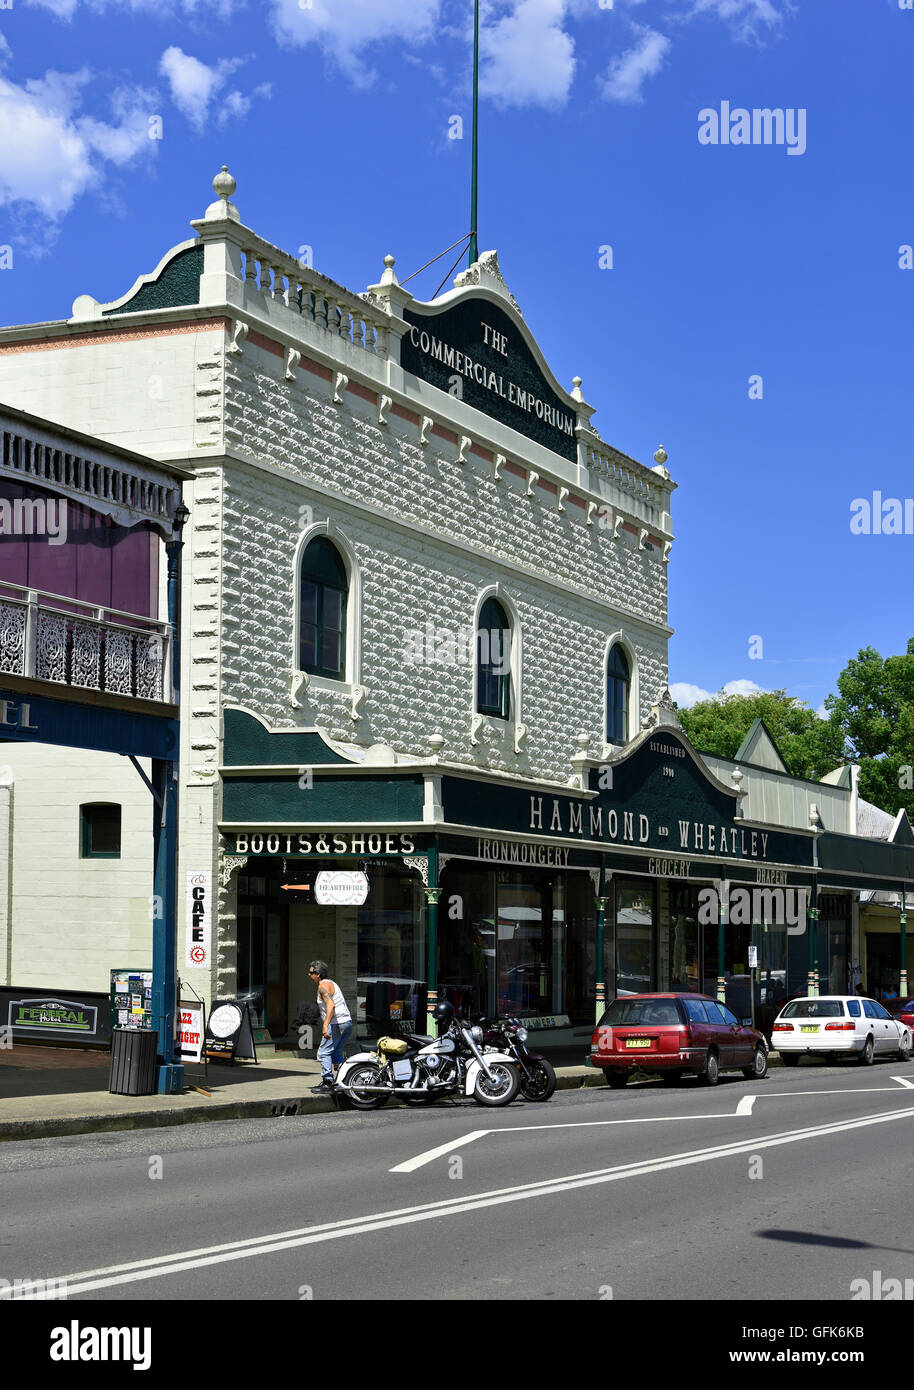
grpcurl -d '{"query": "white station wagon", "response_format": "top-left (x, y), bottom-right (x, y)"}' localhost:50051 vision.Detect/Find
top-left (772, 995), bottom-right (912, 1066)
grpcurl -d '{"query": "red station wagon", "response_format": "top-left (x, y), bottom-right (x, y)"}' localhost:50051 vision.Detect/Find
top-left (590, 992), bottom-right (769, 1087)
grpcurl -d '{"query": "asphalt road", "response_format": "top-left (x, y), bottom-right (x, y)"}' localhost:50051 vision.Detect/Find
top-left (4, 1060), bottom-right (914, 1311)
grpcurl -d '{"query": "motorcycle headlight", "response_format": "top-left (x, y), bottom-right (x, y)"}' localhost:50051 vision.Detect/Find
top-left (469, 1025), bottom-right (483, 1043)
top-left (516, 1028), bottom-right (528, 1042)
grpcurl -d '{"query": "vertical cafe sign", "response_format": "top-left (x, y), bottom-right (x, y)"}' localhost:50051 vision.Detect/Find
top-left (186, 870), bottom-right (211, 969)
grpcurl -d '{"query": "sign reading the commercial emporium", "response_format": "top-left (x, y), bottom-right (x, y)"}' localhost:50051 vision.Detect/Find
top-left (314, 870), bottom-right (369, 905)
top-left (400, 296), bottom-right (578, 463)
top-left (185, 871), bottom-right (212, 969)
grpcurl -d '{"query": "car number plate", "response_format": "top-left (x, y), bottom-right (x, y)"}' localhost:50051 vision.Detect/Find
top-left (800, 1025), bottom-right (818, 1033)
top-left (625, 1038), bottom-right (652, 1048)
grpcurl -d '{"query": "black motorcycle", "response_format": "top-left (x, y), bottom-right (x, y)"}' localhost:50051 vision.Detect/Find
top-left (479, 1015), bottom-right (557, 1101)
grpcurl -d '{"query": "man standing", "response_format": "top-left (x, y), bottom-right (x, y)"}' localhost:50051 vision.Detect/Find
top-left (309, 960), bottom-right (353, 1092)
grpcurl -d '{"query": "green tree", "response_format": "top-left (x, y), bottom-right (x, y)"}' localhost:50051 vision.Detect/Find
top-left (678, 689), bottom-right (846, 782)
top-left (824, 638), bottom-right (914, 819)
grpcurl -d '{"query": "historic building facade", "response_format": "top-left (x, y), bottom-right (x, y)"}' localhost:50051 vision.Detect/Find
top-left (0, 169), bottom-right (909, 1058)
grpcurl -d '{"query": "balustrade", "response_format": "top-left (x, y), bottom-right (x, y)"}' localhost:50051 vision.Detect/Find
top-left (0, 585), bottom-right (171, 703)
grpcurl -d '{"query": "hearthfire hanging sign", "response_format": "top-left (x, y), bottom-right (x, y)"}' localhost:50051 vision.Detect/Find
top-left (442, 728), bottom-right (813, 869)
top-left (400, 296), bottom-right (578, 463)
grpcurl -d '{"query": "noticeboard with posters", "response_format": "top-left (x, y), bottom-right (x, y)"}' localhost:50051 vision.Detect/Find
top-left (110, 970), bottom-right (154, 1032)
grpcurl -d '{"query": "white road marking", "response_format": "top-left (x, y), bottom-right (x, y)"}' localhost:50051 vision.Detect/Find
top-left (389, 1107), bottom-right (751, 1171)
top-left (892, 1075), bottom-right (914, 1088)
top-left (389, 1130), bottom-right (489, 1173)
top-left (30, 1104), bottom-right (914, 1299)
top-left (736, 1095), bottom-right (756, 1115)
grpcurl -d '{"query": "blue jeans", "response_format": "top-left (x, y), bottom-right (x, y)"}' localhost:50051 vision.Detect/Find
top-left (318, 1020), bottom-right (352, 1079)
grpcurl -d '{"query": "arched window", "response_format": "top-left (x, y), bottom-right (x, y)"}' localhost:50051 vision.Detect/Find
top-left (476, 596), bottom-right (511, 720)
top-left (606, 644), bottom-right (630, 744)
top-left (299, 537), bottom-right (348, 679)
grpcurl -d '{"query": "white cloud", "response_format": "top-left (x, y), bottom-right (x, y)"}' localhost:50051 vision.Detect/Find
top-left (269, 0), bottom-right (441, 87)
top-left (670, 678), bottom-right (766, 709)
top-left (26, 0), bottom-right (243, 19)
top-left (158, 46), bottom-right (262, 131)
top-left (480, 0), bottom-right (576, 110)
top-left (600, 22), bottom-right (670, 103)
top-left (689, 0), bottom-right (790, 43)
top-left (0, 66), bottom-right (157, 223)
top-left (0, 34), bottom-right (10, 67)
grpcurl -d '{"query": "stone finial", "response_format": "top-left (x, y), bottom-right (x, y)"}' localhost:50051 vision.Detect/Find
top-left (577, 732), bottom-right (590, 750)
top-left (213, 165), bottom-right (236, 201)
top-left (205, 164), bottom-right (240, 223)
top-left (571, 376), bottom-right (584, 403)
top-left (652, 445), bottom-right (670, 480)
top-left (380, 254), bottom-right (399, 287)
top-left (428, 733), bottom-right (445, 754)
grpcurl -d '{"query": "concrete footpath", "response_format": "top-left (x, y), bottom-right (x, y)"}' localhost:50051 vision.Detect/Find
top-left (0, 1046), bottom-right (609, 1142)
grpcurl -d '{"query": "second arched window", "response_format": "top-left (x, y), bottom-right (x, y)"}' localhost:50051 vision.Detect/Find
top-left (477, 596), bottom-right (511, 720)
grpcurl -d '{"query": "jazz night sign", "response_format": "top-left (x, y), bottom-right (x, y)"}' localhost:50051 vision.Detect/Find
top-left (400, 296), bottom-right (578, 463)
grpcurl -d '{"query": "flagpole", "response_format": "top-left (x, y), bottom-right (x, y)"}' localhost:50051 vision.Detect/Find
top-left (469, 0), bottom-right (479, 266)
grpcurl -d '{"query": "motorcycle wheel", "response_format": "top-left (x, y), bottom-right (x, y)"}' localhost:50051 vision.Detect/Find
top-left (339, 1062), bottom-right (389, 1110)
top-left (472, 1062), bottom-right (520, 1106)
top-left (519, 1058), bottom-right (557, 1102)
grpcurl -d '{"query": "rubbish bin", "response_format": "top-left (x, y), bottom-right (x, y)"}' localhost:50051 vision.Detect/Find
top-left (109, 1027), bottom-right (158, 1096)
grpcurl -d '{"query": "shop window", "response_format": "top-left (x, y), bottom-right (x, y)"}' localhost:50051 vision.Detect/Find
top-left (438, 864), bottom-right (595, 1025)
top-left (80, 803), bottom-right (121, 858)
top-left (298, 536), bottom-right (348, 679)
top-left (614, 879), bottom-right (656, 996)
top-left (606, 644), bottom-right (630, 744)
top-left (476, 596), bottom-right (511, 720)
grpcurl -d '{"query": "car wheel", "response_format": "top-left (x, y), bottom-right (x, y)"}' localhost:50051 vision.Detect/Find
top-left (858, 1035), bottom-right (875, 1066)
top-left (603, 1071), bottom-right (628, 1089)
top-left (897, 1034), bottom-right (912, 1063)
top-left (741, 1046), bottom-right (768, 1080)
top-left (698, 1051), bottom-right (719, 1086)
top-left (780, 1053), bottom-right (799, 1067)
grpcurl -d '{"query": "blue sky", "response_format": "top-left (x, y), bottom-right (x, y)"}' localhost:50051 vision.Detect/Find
top-left (0, 0), bottom-right (911, 715)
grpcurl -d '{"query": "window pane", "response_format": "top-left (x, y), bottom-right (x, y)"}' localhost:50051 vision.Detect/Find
top-left (300, 581), bottom-right (318, 625)
top-left (683, 998), bottom-right (709, 1022)
top-left (82, 804), bottom-right (121, 856)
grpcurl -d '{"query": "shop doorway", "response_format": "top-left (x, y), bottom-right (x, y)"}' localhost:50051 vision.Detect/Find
top-left (236, 860), bottom-right (288, 1037)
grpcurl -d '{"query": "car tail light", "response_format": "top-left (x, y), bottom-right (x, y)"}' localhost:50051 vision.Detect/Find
top-left (824, 1021), bottom-right (856, 1031)
top-left (772, 1022), bottom-right (794, 1032)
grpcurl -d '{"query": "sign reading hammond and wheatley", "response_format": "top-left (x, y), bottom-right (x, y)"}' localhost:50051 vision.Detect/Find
top-left (442, 729), bottom-right (813, 868)
top-left (400, 297), bottom-right (578, 463)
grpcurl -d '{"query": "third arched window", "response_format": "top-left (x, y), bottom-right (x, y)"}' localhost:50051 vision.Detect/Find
top-left (606, 644), bottom-right (630, 744)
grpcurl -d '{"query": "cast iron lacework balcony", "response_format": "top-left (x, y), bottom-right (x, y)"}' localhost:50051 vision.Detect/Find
top-left (0, 583), bottom-right (172, 703)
